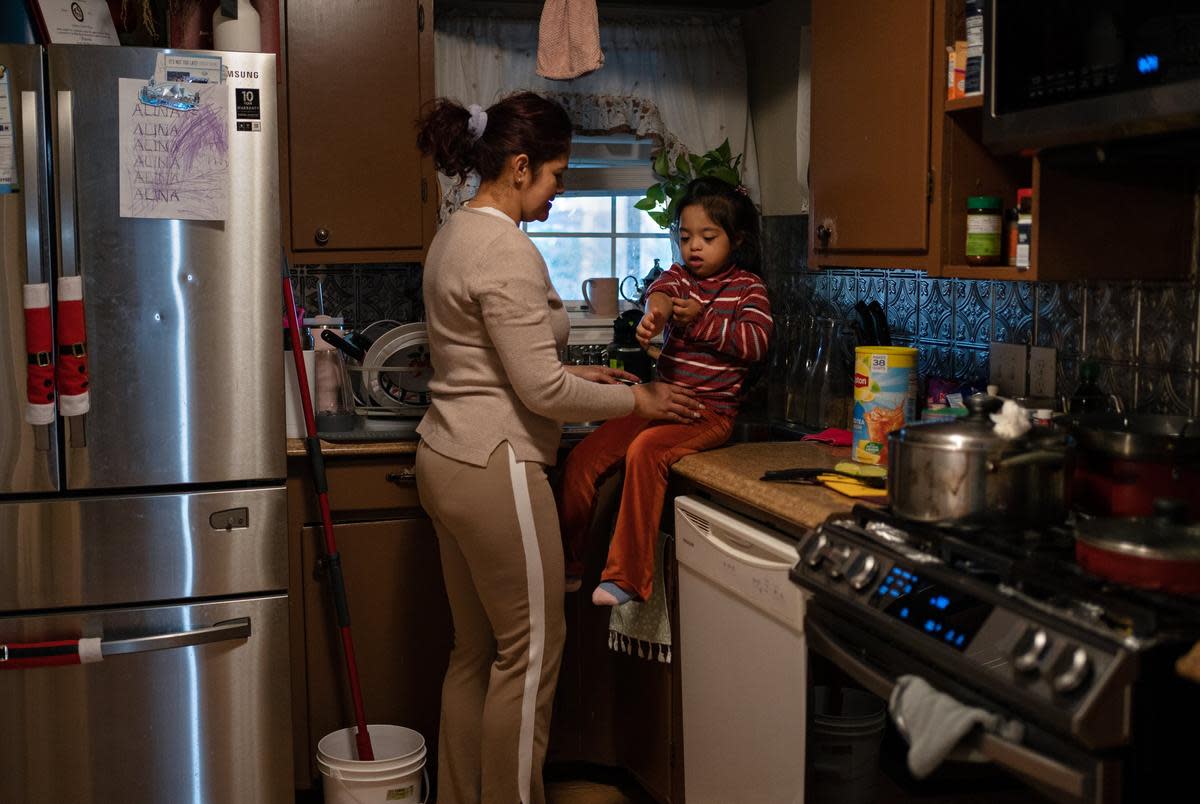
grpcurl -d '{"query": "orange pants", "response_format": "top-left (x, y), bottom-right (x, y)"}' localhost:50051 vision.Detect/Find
top-left (558, 408), bottom-right (734, 601)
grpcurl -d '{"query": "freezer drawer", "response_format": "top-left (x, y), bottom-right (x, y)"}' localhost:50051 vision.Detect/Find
top-left (0, 486), bottom-right (286, 612)
top-left (0, 593), bottom-right (292, 804)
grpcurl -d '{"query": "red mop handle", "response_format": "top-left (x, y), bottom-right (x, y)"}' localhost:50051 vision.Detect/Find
top-left (282, 272), bottom-right (374, 762)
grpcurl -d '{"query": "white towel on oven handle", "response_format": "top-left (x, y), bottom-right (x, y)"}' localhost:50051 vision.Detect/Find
top-left (889, 674), bottom-right (1025, 778)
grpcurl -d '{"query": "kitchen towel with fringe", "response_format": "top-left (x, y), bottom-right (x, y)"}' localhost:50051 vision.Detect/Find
top-left (608, 531), bottom-right (671, 663)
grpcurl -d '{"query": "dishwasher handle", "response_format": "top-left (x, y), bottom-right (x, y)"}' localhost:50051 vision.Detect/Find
top-left (805, 617), bottom-right (1093, 804)
top-left (682, 516), bottom-right (796, 571)
top-left (1, 618), bottom-right (251, 670)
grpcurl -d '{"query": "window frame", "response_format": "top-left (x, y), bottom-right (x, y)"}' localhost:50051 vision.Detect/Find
top-left (521, 190), bottom-right (672, 303)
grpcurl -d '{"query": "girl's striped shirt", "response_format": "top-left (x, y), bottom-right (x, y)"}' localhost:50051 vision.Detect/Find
top-left (646, 262), bottom-right (773, 415)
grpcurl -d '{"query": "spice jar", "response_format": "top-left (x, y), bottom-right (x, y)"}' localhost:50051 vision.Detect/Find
top-left (966, 195), bottom-right (1003, 266)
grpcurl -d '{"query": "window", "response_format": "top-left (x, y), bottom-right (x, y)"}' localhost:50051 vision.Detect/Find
top-left (522, 136), bottom-right (674, 304)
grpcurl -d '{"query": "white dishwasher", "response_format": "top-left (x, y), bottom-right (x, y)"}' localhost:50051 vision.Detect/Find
top-left (675, 495), bottom-right (807, 804)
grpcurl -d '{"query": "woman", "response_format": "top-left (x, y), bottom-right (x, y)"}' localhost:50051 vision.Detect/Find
top-left (414, 92), bottom-right (701, 804)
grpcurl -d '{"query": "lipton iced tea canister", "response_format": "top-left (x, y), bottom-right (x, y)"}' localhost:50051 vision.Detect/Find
top-left (853, 346), bottom-right (918, 464)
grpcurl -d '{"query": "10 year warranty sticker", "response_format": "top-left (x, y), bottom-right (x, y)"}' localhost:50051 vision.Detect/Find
top-left (235, 87), bottom-right (261, 132)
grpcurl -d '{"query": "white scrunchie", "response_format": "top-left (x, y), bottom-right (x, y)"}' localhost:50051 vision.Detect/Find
top-left (467, 104), bottom-right (488, 142)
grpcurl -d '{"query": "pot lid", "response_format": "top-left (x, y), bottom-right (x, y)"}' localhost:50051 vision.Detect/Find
top-left (1076, 500), bottom-right (1200, 561)
top-left (1067, 413), bottom-right (1200, 460)
top-left (892, 395), bottom-right (1064, 451)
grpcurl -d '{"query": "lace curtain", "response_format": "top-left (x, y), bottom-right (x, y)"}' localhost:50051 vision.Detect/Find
top-left (434, 10), bottom-right (759, 222)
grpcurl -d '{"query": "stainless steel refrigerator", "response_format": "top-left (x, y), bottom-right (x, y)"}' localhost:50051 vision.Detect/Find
top-left (0, 44), bottom-right (289, 803)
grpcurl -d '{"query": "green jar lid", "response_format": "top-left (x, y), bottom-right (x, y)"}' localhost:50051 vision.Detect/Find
top-left (967, 195), bottom-right (1003, 210)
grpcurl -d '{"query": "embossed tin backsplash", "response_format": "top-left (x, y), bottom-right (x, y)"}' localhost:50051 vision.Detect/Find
top-left (289, 263), bottom-right (424, 328)
top-left (762, 215), bottom-right (1200, 416)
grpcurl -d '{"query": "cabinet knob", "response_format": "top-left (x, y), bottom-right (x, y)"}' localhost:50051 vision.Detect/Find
top-left (314, 227), bottom-right (331, 246)
top-left (386, 468), bottom-right (417, 486)
top-left (816, 224), bottom-right (833, 249)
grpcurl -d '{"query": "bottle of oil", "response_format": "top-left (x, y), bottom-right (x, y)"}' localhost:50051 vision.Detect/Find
top-left (1070, 360), bottom-right (1110, 413)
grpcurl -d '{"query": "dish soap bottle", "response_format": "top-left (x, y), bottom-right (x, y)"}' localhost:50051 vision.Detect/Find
top-left (1071, 360), bottom-right (1110, 413)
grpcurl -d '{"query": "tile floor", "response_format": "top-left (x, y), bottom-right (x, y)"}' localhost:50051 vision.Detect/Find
top-left (544, 763), bottom-right (655, 804)
top-left (545, 779), bottom-right (642, 804)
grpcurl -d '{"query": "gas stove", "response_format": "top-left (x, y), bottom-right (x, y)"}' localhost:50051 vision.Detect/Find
top-left (790, 506), bottom-right (1200, 754)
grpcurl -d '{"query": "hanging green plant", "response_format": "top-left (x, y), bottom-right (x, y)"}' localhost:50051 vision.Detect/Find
top-left (633, 139), bottom-right (744, 229)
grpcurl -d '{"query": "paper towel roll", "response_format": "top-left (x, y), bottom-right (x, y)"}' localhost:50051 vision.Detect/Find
top-left (284, 350), bottom-right (317, 438)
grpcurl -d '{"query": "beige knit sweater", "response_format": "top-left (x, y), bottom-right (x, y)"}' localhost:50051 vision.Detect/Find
top-left (417, 207), bottom-right (634, 467)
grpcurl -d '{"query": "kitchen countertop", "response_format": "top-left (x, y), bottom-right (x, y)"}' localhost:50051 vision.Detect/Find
top-left (672, 441), bottom-right (876, 532)
top-left (285, 436), bottom-right (872, 533)
top-left (286, 438), bottom-right (418, 457)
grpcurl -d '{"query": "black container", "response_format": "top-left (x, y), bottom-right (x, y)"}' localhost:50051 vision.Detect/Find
top-left (608, 310), bottom-right (652, 382)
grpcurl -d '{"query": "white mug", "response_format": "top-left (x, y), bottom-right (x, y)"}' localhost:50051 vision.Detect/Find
top-left (581, 277), bottom-right (619, 316)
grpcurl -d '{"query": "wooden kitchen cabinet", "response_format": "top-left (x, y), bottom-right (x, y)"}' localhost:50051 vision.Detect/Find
top-left (930, 0), bottom-right (1192, 282)
top-left (280, 0), bottom-right (437, 262)
top-left (809, 0), bottom-right (1194, 280)
top-left (808, 0), bottom-right (937, 272)
top-left (288, 453), bottom-right (452, 792)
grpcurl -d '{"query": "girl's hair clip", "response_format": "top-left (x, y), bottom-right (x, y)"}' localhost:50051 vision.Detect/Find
top-left (733, 184), bottom-right (750, 197)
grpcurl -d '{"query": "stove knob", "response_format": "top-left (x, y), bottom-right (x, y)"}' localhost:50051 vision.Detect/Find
top-left (1012, 627), bottom-right (1051, 674)
top-left (803, 533), bottom-right (829, 568)
top-left (848, 554), bottom-right (879, 591)
top-left (1051, 647), bottom-right (1093, 695)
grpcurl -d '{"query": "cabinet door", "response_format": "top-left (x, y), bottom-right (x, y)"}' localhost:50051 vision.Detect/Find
top-left (301, 517), bottom-right (452, 783)
top-left (810, 0), bottom-right (933, 257)
top-left (285, 0), bottom-right (428, 255)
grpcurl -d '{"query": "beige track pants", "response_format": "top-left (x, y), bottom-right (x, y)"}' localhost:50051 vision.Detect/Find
top-left (415, 441), bottom-right (566, 804)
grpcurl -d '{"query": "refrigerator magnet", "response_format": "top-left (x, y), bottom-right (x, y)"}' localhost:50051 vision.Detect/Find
top-left (0, 65), bottom-right (14, 192)
top-left (30, 0), bottom-right (120, 46)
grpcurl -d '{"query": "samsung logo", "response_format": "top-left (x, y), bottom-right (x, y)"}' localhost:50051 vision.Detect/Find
top-left (225, 69), bottom-right (260, 79)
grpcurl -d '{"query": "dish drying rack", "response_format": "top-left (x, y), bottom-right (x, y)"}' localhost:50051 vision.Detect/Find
top-left (347, 364), bottom-right (430, 419)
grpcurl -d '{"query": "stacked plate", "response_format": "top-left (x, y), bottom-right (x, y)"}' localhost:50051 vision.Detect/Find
top-left (361, 323), bottom-right (432, 416)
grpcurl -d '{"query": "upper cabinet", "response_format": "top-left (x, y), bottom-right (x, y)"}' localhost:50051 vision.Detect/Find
top-left (809, 0), bottom-right (935, 271)
top-left (281, 0), bottom-right (436, 263)
top-left (809, 0), bottom-right (1195, 281)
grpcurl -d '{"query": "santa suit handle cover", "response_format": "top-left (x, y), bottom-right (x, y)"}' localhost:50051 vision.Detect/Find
top-left (55, 274), bottom-right (89, 416)
top-left (22, 283), bottom-right (54, 425)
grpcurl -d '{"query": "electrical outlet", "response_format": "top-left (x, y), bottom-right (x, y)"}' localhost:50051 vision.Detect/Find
top-left (989, 342), bottom-right (1028, 397)
top-left (1029, 346), bottom-right (1057, 398)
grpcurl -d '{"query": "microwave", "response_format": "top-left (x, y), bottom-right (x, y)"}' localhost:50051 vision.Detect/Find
top-left (983, 0), bottom-right (1200, 153)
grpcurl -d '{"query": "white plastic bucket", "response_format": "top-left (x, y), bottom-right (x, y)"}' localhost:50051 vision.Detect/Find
top-left (808, 687), bottom-right (887, 804)
top-left (317, 725), bottom-right (428, 804)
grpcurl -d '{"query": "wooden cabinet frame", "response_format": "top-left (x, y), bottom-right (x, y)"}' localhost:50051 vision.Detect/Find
top-left (278, 0), bottom-right (438, 264)
top-left (810, 0), bottom-right (1195, 282)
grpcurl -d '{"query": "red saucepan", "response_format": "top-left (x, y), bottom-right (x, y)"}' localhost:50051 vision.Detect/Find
top-left (1075, 500), bottom-right (1200, 596)
top-left (1066, 414), bottom-right (1200, 519)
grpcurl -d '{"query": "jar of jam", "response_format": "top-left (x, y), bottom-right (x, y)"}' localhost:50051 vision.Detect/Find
top-left (965, 195), bottom-right (1003, 266)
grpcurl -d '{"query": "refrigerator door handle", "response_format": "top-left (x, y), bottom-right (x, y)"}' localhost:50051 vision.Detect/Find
top-left (100, 617), bottom-right (251, 657)
top-left (56, 90), bottom-right (78, 280)
top-left (20, 90), bottom-right (55, 444)
top-left (1, 618), bottom-right (251, 670)
top-left (21, 91), bottom-right (43, 286)
top-left (54, 90), bottom-right (91, 430)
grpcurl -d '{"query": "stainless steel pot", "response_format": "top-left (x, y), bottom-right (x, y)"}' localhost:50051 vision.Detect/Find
top-left (887, 396), bottom-right (1072, 526)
